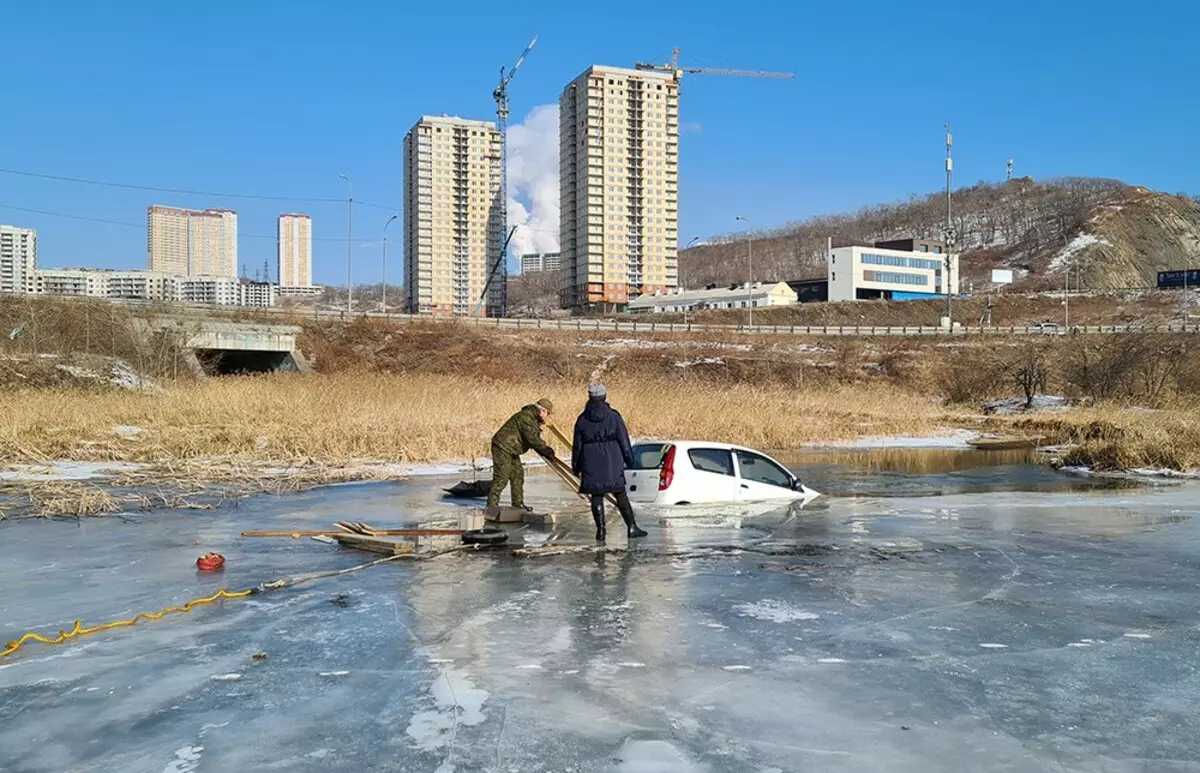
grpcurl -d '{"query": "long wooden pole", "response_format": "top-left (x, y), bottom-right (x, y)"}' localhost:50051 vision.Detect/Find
top-left (545, 419), bottom-right (619, 507)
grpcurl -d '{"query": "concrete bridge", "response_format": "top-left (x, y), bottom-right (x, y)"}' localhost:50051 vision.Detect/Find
top-left (140, 316), bottom-right (311, 374)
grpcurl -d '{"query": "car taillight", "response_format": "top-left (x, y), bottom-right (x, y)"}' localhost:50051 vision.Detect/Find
top-left (658, 445), bottom-right (676, 491)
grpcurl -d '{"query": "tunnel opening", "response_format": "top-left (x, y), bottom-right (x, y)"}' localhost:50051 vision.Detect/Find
top-left (194, 349), bottom-right (298, 376)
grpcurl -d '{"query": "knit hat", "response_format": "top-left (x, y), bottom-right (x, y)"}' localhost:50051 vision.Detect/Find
top-left (535, 398), bottom-right (554, 414)
top-left (588, 383), bottom-right (607, 400)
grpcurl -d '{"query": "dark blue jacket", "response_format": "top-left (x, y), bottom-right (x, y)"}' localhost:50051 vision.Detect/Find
top-left (572, 397), bottom-right (635, 495)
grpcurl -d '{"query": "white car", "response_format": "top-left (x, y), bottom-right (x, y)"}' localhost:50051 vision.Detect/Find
top-left (623, 440), bottom-right (820, 506)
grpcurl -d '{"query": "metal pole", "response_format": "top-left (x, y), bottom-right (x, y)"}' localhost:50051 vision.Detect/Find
top-left (338, 174), bottom-right (353, 314)
top-left (944, 124), bottom-right (953, 326)
top-left (735, 216), bottom-right (751, 327)
top-left (683, 236), bottom-right (700, 326)
top-left (382, 214), bottom-right (398, 315)
top-left (1064, 266), bottom-right (1069, 330)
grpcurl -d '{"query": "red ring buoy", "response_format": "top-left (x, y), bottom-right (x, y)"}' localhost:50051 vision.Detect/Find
top-left (196, 552), bottom-right (226, 571)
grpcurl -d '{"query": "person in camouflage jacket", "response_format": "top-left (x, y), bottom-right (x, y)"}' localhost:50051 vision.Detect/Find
top-left (487, 398), bottom-right (556, 509)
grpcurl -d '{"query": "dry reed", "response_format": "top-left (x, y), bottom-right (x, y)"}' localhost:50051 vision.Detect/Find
top-left (0, 372), bottom-right (959, 466)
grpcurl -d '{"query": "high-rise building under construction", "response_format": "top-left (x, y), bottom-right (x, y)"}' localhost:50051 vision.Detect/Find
top-left (559, 65), bottom-right (679, 308)
top-left (402, 115), bottom-right (504, 316)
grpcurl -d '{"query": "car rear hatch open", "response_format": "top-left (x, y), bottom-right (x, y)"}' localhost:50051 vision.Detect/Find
top-left (625, 442), bottom-right (669, 503)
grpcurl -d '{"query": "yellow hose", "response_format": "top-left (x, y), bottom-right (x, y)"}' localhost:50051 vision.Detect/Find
top-left (2, 588), bottom-right (254, 658)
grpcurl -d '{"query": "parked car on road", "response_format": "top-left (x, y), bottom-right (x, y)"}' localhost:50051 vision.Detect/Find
top-left (623, 440), bottom-right (820, 506)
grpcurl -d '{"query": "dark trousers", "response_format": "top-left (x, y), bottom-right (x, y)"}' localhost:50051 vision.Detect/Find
top-left (487, 445), bottom-right (524, 508)
top-left (590, 490), bottom-right (635, 525)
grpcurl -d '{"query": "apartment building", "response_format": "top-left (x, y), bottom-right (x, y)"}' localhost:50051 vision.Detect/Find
top-left (0, 225), bottom-right (37, 294)
top-left (238, 279), bottom-right (278, 308)
top-left (32, 268), bottom-right (276, 307)
top-left (147, 205), bottom-right (238, 277)
top-left (519, 251), bottom-right (562, 274)
top-left (559, 65), bottom-right (679, 309)
top-left (277, 213), bottom-right (313, 288)
top-left (403, 115), bottom-right (504, 317)
top-left (177, 275), bottom-right (241, 306)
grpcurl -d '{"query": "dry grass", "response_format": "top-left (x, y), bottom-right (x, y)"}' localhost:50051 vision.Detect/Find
top-left (998, 407), bottom-right (1200, 471)
top-left (0, 372), bottom-right (960, 466)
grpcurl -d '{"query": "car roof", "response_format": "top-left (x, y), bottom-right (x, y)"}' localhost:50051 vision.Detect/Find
top-left (632, 439), bottom-right (763, 455)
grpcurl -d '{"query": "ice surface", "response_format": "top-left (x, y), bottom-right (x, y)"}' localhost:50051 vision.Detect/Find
top-left (0, 460), bottom-right (146, 482)
top-left (810, 429), bottom-right (979, 450)
top-left (3, 463), bottom-right (1200, 771)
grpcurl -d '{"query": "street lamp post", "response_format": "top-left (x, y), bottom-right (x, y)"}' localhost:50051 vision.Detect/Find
top-left (943, 124), bottom-right (954, 327)
top-left (382, 214), bottom-right (398, 315)
top-left (735, 216), bottom-right (753, 327)
top-left (338, 174), bottom-right (354, 315)
top-left (683, 236), bottom-right (700, 326)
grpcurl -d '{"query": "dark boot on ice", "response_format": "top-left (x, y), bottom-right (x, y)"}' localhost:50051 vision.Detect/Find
top-left (590, 496), bottom-right (607, 542)
top-left (620, 510), bottom-right (647, 539)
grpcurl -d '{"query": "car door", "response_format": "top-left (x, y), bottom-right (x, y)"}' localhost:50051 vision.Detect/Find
top-left (734, 450), bottom-right (799, 501)
top-left (683, 447), bottom-right (741, 503)
top-left (624, 443), bottom-right (667, 503)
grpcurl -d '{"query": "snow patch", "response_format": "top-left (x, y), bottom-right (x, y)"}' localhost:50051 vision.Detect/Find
top-left (405, 666), bottom-right (488, 752)
top-left (161, 745), bottom-right (204, 773)
top-left (0, 461), bottom-right (146, 482)
top-left (616, 738), bottom-right (705, 772)
top-left (1049, 234), bottom-right (1109, 273)
top-left (674, 356), bottom-right (724, 368)
top-left (983, 395), bottom-right (1069, 415)
top-left (581, 338), bottom-right (752, 352)
top-left (735, 600), bottom-right (820, 623)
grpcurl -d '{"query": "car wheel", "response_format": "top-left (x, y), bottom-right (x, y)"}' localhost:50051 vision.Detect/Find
top-left (461, 528), bottom-right (509, 546)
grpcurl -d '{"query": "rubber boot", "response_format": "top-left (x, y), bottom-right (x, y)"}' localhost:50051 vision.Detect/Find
top-left (590, 497), bottom-right (607, 542)
top-left (618, 500), bottom-right (648, 539)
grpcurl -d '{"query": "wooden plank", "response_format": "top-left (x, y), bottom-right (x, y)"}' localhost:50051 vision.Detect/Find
top-left (242, 527), bottom-right (465, 538)
top-left (333, 533), bottom-right (416, 556)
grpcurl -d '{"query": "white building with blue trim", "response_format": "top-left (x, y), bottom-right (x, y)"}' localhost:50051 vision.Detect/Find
top-left (827, 245), bottom-right (959, 302)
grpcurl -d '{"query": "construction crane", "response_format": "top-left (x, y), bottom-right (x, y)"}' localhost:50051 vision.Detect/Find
top-left (635, 48), bottom-right (794, 82)
top-left (481, 34), bottom-right (537, 318)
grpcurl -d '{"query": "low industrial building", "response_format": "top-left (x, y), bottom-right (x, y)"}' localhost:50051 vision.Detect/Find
top-left (628, 281), bottom-right (797, 313)
top-left (828, 243), bottom-right (959, 302)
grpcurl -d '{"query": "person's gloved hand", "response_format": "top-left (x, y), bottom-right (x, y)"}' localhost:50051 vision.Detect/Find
top-left (542, 447), bottom-right (556, 460)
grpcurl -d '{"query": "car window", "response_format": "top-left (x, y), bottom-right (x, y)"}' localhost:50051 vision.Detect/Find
top-left (688, 448), bottom-right (735, 476)
top-left (630, 443), bottom-right (666, 470)
top-left (735, 451), bottom-right (793, 488)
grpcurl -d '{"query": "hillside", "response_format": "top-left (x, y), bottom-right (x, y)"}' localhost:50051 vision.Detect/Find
top-left (686, 179), bottom-right (1200, 292)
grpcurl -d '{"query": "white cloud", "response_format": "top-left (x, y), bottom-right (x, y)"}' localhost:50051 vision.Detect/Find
top-left (505, 104), bottom-right (560, 260)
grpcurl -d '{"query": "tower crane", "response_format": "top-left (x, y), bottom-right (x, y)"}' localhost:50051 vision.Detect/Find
top-left (479, 34), bottom-right (536, 318)
top-left (635, 48), bottom-right (795, 82)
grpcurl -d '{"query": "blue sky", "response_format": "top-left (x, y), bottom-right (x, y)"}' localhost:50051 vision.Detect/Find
top-left (2, 0), bottom-right (1197, 285)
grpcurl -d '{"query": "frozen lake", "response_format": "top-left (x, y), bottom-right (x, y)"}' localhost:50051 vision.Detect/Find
top-left (2, 451), bottom-right (1200, 772)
